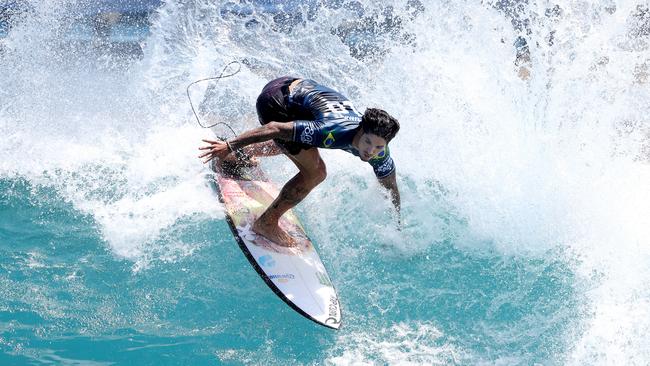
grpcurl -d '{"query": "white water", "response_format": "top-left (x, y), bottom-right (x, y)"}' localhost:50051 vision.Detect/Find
top-left (1, 0), bottom-right (650, 363)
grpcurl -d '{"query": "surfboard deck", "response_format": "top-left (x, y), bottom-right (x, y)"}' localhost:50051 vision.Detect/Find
top-left (210, 158), bottom-right (342, 329)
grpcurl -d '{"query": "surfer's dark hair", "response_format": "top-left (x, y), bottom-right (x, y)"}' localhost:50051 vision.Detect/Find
top-left (360, 108), bottom-right (400, 142)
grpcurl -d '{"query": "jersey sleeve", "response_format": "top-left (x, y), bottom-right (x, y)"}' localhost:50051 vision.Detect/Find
top-left (368, 146), bottom-right (395, 179)
top-left (292, 120), bottom-right (326, 147)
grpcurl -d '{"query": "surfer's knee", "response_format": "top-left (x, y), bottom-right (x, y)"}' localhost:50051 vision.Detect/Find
top-left (304, 160), bottom-right (327, 187)
top-left (314, 159), bottom-right (327, 184)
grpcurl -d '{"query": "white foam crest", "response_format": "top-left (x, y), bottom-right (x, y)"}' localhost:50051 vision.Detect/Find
top-left (366, 1), bottom-right (650, 362)
top-left (83, 125), bottom-right (225, 265)
top-left (365, 1), bottom-right (648, 253)
top-left (568, 298), bottom-right (650, 365)
top-left (251, 0), bottom-right (650, 361)
top-left (564, 160), bottom-right (650, 365)
top-left (0, 0), bottom-right (234, 267)
top-left (3, 115), bottom-right (223, 268)
top-left (327, 321), bottom-right (467, 365)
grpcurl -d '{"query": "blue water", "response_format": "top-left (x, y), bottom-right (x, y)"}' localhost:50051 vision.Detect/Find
top-left (0, 178), bottom-right (582, 364)
top-left (1, 1), bottom-right (650, 365)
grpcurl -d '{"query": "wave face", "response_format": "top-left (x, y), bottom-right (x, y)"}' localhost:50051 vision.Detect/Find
top-left (1, 0), bottom-right (649, 364)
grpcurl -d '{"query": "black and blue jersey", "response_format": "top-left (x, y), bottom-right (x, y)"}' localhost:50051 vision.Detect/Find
top-left (288, 79), bottom-right (396, 179)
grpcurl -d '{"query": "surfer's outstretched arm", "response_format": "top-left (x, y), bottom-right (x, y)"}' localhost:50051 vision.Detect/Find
top-left (379, 170), bottom-right (401, 228)
top-left (244, 141), bottom-right (284, 157)
top-left (199, 122), bottom-right (294, 163)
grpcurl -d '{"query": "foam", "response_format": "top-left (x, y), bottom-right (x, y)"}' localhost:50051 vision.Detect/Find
top-left (327, 321), bottom-right (467, 365)
top-left (2, 0), bottom-right (650, 362)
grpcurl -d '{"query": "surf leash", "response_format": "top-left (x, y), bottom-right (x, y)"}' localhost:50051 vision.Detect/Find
top-left (186, 60), bottom-right (241, 133)
top-left (187, 60), bottom-right (251, 161)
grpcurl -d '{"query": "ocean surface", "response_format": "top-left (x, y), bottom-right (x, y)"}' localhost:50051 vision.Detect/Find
top-left (1, 0), bottom-right (650, 364)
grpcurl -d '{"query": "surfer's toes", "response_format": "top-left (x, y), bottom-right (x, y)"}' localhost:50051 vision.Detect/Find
top-left (269, 230), bottom-right (297, 247)
top-left (252, 220), bottom-right (296, 247)
top-left (278, 233), bottom-right (297, 247)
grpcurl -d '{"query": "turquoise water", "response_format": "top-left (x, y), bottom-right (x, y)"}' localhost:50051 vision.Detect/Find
top-left (1, 1), bottom-right (650, 364)
top-left (0, 178), bottom-right (582, 364)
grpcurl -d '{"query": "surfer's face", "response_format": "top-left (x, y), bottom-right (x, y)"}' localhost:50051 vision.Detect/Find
top-left (358, 133), bottom-right (386, 161)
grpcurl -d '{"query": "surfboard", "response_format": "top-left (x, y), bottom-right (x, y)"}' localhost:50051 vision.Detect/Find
top-left (210, 158), bottom-right (342, 329)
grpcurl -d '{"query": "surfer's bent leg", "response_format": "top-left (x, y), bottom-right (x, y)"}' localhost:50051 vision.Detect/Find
top-left (252, 76), bottom-right (321, 245)
top-left (273, 147), bottom-right (327, 211)
top-left (253, 148), bottom-right (326, 245)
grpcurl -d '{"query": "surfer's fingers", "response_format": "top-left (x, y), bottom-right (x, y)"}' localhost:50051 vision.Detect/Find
top-left (202, 139), bottom-right (220, 144)
top-left (198, 147), bottom-right (217, 157)
top-left (198, 150), bottom-right (216, 159)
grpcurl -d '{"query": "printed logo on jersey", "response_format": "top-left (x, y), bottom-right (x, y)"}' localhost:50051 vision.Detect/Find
top-left (322, 132), bottom-right (336, 147)
top-left (300, 125), bottom-right (314, 144)
top-left (370, 146), bottom-right (389, 161)
top-left (376, 157), bottom-right (394, 175)
top-left (321, 100), bottom-right (361, 120)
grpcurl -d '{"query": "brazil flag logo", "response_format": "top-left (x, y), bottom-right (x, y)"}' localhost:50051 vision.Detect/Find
top-left (322, 132), bottom-right (336, 147)
top-left (370, 146), bottom-right (389, 161)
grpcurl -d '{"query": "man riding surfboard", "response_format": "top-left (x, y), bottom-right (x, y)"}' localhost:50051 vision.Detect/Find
top-left (199, 77), bottom-right (401, 246)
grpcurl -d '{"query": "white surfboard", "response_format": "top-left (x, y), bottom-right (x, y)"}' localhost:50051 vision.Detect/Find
top-left (211, 159), bottom-right (342, 329)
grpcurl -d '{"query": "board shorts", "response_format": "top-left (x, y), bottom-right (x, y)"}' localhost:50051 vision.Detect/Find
top-left (256, 76), bottom-right (314, 155)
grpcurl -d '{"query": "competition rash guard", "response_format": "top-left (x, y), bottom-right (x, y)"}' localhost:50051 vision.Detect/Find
top-left (288, 79), bottom-right (396, 179)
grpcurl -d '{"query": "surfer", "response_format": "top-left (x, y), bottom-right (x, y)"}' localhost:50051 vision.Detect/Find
top-left (199, 77), bottom-right (401, 245)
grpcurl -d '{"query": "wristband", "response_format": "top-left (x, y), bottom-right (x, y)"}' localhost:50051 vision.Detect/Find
top-left (225, 140), bottom-right (234, 152)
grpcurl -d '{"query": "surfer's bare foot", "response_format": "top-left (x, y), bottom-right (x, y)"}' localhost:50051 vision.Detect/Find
top-left (253, 217), bottom-right (296, 247)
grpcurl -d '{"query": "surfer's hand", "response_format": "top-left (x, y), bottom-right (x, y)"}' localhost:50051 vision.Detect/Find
top-left (198, 139), bottom-right (232, 163)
